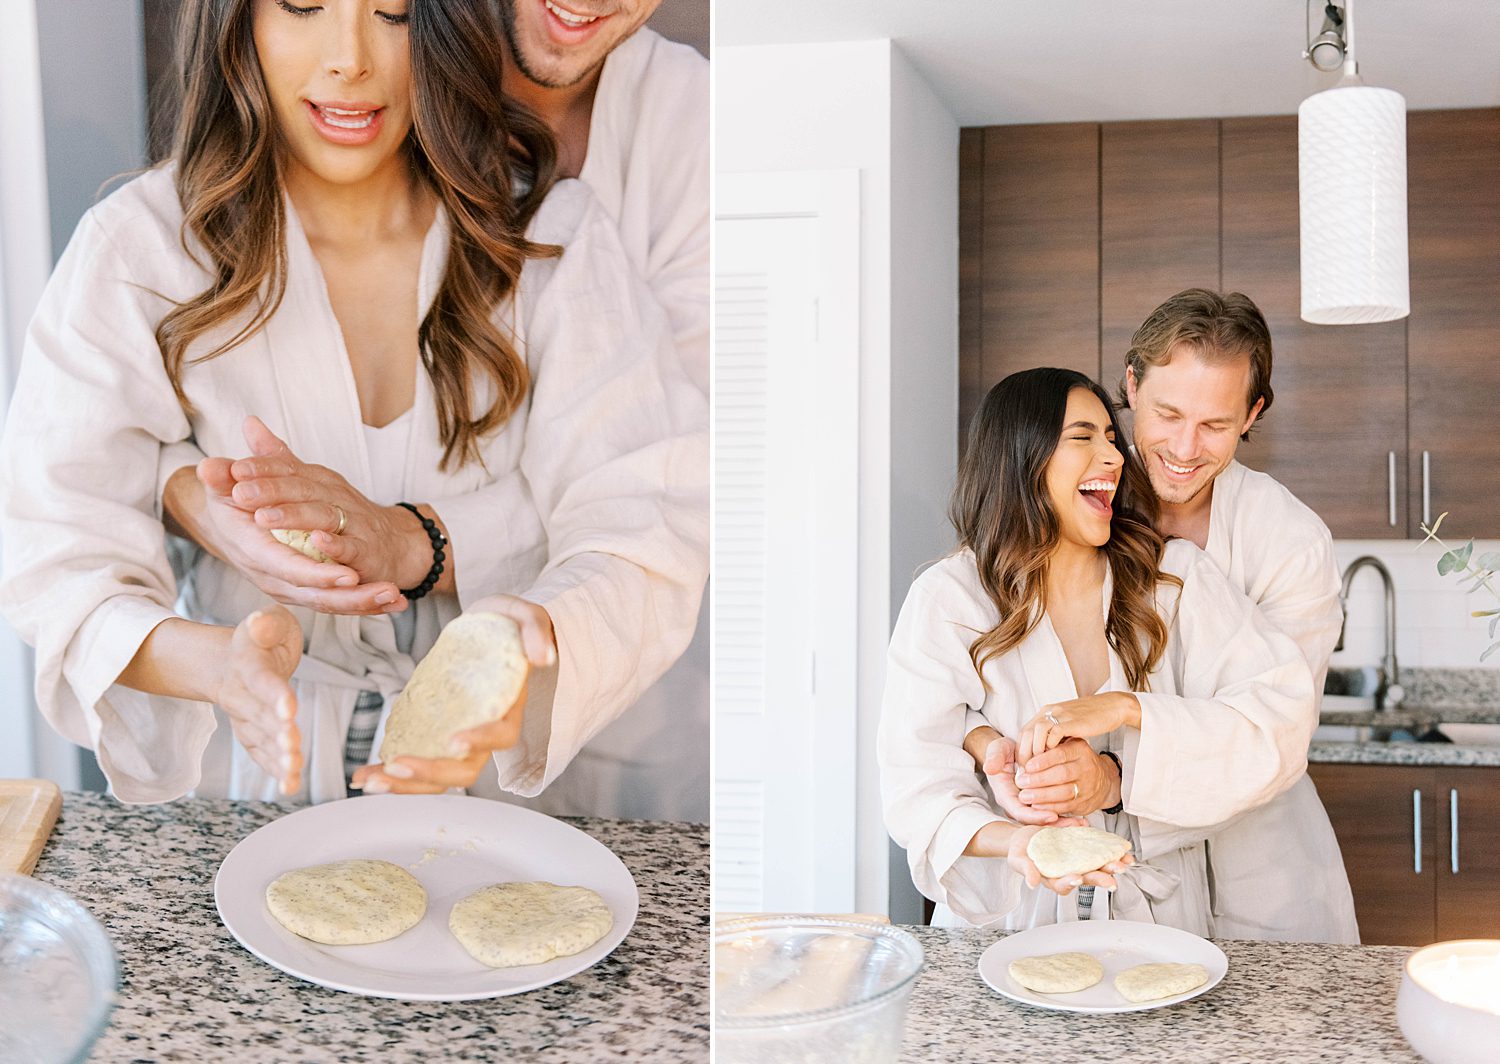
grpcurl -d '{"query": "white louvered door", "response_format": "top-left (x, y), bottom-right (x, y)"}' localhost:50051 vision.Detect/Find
top-left (713, 172), bottom-right (859, 914)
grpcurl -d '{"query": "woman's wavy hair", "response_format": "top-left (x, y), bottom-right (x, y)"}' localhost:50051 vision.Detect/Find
top-left (157, 0), bottom-right (560, 469)
top-left (949, 367), bottom-right (1180, 692)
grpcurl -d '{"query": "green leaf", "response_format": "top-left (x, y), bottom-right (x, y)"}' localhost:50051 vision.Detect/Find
top-left (1482, 639), bottom-right (1500, 663)
top-left (1456, 540), bottom-right (1474, 568)
top-left (1478, 553), bottom-right (1500, 571)
top-left (1491, 615), bottom-right (1500, 639)
top-left (1438, 550), bottom-right (1460, 576)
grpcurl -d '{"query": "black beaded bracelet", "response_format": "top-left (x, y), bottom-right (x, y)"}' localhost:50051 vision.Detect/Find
top-left (1099, 750), bottom-right (1125, 815)
top-left (396, 501), bottom-right (447, 602)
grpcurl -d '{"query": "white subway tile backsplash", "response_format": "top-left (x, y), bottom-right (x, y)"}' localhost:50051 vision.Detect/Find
top-left (1330, 540), bottom-right (1500, 672)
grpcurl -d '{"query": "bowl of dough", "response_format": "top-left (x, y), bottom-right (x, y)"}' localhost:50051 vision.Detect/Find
top-left (1397, 939), bottom-right (1500, 1064)
top-left (714, 916), bottom-right (924, 1064)
top-left (0, 874), bottom-right (118, 1064)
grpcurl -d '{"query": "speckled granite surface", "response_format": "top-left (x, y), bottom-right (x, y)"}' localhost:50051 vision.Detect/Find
top-left (897, 927), bottom-right (1421, 1063)
top-left (33, 792), bottom-right (707, 1063)
top-left (1320, 705), bottom-right (1500, 727)
top-left (1308, 741), bottom-right (1500, 766)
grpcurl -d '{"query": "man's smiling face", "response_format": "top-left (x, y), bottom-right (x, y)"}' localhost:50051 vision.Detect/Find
top-left (1126, 344), bottom-right (1263, 508)
top-left (499, 0), bottom-right (662, 88)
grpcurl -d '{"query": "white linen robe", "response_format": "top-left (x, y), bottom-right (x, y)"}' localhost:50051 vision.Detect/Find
top-left (520, 27), bottom-right (710, 820)
top-left (880, 539), bottom-right (1337, 935)
top-left (0, 166), bottom-right (707, 805)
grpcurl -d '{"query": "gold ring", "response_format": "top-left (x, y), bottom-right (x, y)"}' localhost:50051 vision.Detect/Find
top-left (1072, 782), bottom-right (1080, 801)
top-left (332, 504), bottom-right (348, 535)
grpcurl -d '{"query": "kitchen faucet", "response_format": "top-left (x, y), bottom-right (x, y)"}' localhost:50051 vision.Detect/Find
top-left (1335, 555), bottom-right (1404, 710)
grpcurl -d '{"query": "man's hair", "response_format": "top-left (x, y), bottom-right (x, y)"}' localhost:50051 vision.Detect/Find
top-left (1119, 289), bottom-right (1274, 442)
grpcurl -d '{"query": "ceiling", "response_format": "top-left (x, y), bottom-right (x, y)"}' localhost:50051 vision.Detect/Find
top-left (716, 0), bottom-right (1500, 126)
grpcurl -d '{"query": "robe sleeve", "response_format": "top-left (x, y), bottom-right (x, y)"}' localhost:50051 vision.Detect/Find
top-left (1247, 517), bottom-right (1343, 698)
top-left (878, 571), bottom-right (1027, 926)
top-left (0, 211), bottom-right (215, 803)
top-left (484, 191), bottom-right (708, 796)
top-left (1121, 543), bottom-right (1317, 858)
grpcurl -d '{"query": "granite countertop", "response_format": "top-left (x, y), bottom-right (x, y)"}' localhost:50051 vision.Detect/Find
top-left (897, 926), bottom-right (1420, 1063)
top-left (1307, 741), bottom-right (1500, 767)
top-left (34, 792), bottom-right (707, 1063)
top-left (1310, 666), bottom-right (1500, 767)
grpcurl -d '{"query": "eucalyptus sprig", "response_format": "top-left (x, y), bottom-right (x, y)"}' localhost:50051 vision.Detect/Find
top-left (1419, 512), bottom-right (1500, 662)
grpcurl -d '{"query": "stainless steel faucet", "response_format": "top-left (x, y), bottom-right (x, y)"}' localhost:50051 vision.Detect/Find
top-left (1336, 555), bottom-right (1404, 710)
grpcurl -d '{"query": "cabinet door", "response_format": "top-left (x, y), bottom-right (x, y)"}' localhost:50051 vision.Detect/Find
top-left (1435, 767), bottom-right (1500, 941)
top-left (1406, 108), bottom-right (1500, 538)
top-left (1307, 763), bottom-right (1436, 946)
top-left (1221, 117), bottom-right (1409, 538)
top-left (979, 123), bottom-right (1100, 384)
top-left (1100, 119), bottom-right (1221, 396)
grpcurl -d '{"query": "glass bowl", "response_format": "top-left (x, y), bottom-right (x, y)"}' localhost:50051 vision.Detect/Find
top-left (0, 874), bottom-right (119, 1064)
top-left (715, 916), bottom-right (924, 1064)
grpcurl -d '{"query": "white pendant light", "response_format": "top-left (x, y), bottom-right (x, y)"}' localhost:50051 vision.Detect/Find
top-left (1298, 0), bottom-right (1409, 324)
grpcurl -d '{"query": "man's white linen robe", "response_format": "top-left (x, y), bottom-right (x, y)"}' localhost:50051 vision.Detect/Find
top-left (880, 539), bottom-right (1341, 936)
top-left (0, 167), bottom-right (706, 805)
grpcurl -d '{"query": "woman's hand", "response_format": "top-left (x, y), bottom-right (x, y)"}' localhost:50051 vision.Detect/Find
top-left (981, 735), bottom-right (1066, 825)
top-left (1005, 824), bottom-right (1134, 896)
top-left (162, 420), bottom-right (406, 616)
top-left (227, 416), bottom-right (445, 596)
top-left (351, 596), bottom-right (557, 795)
top-left (1016, 692), bottom-right (1141, 764)
top-left (1013, 738), bottom-right (1120, 815)
top-left (214, 607), bottom-right (304, 796)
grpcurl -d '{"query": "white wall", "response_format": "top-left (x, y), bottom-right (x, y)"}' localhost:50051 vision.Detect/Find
top-left (1332, 539), bottom-right (1500, 673)
top-left (717, 40), bottom-right (960, 916)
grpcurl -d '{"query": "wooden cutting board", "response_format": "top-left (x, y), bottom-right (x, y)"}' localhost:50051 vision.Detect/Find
top-left (0, 779), bottom-right (62, 876)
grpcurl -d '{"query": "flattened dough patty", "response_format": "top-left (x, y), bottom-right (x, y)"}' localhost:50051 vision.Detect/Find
top-left (272, 528), bottom-right (333, 564)
top-left (265, 859), bottom-right (426, 945)
top-left (1114, 962), bottom-right (1210, 1002)
top-left (1008, 951), bottom-right (1105, 994)
top-left (1026, 825), bottom-right (1132, 879)
top-left (449, 882), bottom-right (613, 968)
top-left (380, 612), bottom-right (529, 761)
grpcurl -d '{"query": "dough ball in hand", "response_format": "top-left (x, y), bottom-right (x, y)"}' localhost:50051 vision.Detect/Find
top-left (1008, 951), bottom-right (1104, 994)
top-left (1025, 825), bottom-right (1132, 879)
top-left (1114, 962), bottom-right (1210, 1002)
top-left (449, 882), bottom-right (613, 968)
top-left (272, 528), bottom-right (333, 564)
top-left (265, 859), bottom-right (426, 945)
top-left (379, 612), bottom-right (529, 762)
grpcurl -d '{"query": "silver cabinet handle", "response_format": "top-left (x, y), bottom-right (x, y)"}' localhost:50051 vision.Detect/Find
top-left (1422, 451), bottom-right (1432, 526)
top-left (1388, 452), bottom-right (1398, 527)
top-left (1451, 788), bottom-right (1459, 874)
top-left (1413, 789), bottom-right (1422, 874)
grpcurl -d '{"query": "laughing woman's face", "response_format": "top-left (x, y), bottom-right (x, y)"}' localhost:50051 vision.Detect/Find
top-left (252, 0), bottom-right (415, 188)
top-left (1044, 388), bottom-right (1124, 550)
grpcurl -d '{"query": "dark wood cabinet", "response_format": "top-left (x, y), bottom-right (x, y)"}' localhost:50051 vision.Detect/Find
top-left (1406, 108), bottom-right (1500, 539)
top-left (958, 108), bottom-right (1500, 539)
top-left (1307, 762), bottom-right (1500, 947)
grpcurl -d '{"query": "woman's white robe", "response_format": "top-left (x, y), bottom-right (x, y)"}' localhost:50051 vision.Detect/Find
top-left (0, 167), bottom-right (707, 805)
top-left (879, 539), bottom-right (1353, 938)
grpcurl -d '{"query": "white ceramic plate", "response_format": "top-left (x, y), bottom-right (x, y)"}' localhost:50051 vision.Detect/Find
top-left (978, 921), bottom-right (1227, 1014)
top-left (215, 794), bottom-right (638, 1000)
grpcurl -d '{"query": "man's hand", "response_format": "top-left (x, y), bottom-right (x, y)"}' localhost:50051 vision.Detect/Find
top-left (228, 416), bottom-right (440, 594)
top-left (352, 595), bottom-right (557, 795)
top-left (1013, 738), bottom-right (1120, 815)
top-left (214, 607), bottom-right (304, 795)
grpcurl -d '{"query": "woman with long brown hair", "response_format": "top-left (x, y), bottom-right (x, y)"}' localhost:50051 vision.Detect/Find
top-left (0, 0), bottom-right (704, 804)
top-left (878, 367), bottom-right (1316, 932)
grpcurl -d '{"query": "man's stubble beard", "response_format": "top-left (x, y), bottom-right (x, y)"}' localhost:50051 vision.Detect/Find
top-left (498, 1), bottom-right (603, 90)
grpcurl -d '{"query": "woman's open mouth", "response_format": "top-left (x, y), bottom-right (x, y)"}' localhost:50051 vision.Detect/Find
top-left (305, 101), bottom-right (385, 146)
top-left (1079, 479), bottom-right (1115, 517)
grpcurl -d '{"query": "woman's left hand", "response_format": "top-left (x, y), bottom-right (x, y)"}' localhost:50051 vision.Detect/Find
top-left (351, 595), bottom-right (557, 795)
top-left (228, 416), bottom-right (440, 593)
top-left (1016, 691), bottom-right (1141, 765)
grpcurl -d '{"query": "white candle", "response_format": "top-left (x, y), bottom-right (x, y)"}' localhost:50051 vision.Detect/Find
top-left (1412, 951), bottom-right (1500, 1016)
